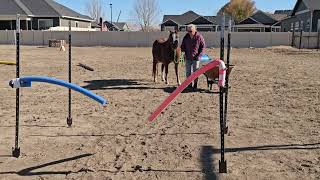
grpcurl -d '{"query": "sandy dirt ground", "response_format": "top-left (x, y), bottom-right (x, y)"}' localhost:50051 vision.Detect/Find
top-left (0, 45), bottom-right (319, 180)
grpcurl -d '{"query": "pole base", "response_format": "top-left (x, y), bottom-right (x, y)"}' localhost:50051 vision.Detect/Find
top-left (67, 117), bottom-right (72, 127)
top-left (219, 160), bottom-right (227, 173)
top-left (12, 147), bottom-right (20, 158)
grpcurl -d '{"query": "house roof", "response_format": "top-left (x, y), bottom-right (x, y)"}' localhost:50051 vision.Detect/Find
top-left (113, 22), bottom-right (127, 30)
top-left (43, 0), bottom-right (92, 20)
top-left (234, 24), bottom-right (272, 28)
top-left (163, 11), bottom-right (202, 25)
top-left (302, 0), bottom-right (320, 10)
top-left (253, 10), bottom-right (279, 24)
top-left (91, 21), bottom-right (100, 28)
top-left (239, 10), bottom-right (289, 25)
top-left (274, 10), bottom-right (292, 16)
top-left (162, 10), bottom-right (233, 26)
top-left (266, 13), bottom-right (288, 21)
top-left (214, 15), bottom-right (233, 25)
top-left (0, 0), bottom-right (26, 15)
top-left (104, 21), bottom-right (128, 30)
top-left (292, 0), bottom-right (320, 15)
top-left (0, 0), bottom-right (92, 21)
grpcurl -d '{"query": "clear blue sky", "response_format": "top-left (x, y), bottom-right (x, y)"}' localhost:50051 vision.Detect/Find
top-left (56, 0), bottom-right (297, 23)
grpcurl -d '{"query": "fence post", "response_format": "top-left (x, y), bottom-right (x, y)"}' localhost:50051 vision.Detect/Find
top-left (317, 30), bottom-right (320, 50)
top-left (307, 32), bottom-right (310, 49)
top-left (6, 30), bottom-right (8, 44)
top-left (299, 30), bottom-right (303, 49)
top-left (270, 31), bottom-right (273, 47)
top-left (42, 30), bottom-right (44, 46)
top-left (88, 31), bottom-right (91, 46)
top-left (248, 32), bottom-right (251, 48)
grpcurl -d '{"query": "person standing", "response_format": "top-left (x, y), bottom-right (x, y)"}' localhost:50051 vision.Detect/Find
top-left (181, 24), bottom-right (206, 89)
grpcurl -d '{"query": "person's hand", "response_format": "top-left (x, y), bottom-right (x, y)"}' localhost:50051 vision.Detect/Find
top-left (194, 55), bottom-right (199, 61)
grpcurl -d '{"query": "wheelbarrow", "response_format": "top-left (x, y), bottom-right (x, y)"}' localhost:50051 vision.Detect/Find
top-left (200, 54), bottom-right (235, 90)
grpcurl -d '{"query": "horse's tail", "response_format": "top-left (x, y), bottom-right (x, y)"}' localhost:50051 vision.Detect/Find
top-left (152, 41), bottom-right (157, 60)
top-left (174, 48), bottom-right (182, 64)
top-left (152, 41), bottom-right (157, 78)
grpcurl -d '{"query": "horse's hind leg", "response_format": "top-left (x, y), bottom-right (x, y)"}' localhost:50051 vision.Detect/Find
top-left (161, 64), bottom-right (165, 82)
top-left (174, 63), bottom-right (181, 85)
top-left (165, 64), bottom-right (169, 85)
top-left (156, 63), bottom-right (159, 77)
top-left (153, 61), bottom-right (158, 83)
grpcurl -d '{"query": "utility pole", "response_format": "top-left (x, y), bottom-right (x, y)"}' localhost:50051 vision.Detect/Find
top-left (110, 3), bottom-right (113, 31)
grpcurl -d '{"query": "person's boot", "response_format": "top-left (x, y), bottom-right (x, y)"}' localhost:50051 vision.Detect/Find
top-left (193, 82), bottom-right (198, 90)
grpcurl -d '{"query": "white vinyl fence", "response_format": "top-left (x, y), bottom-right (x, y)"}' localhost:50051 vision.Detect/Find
top-left (0, 30), bottom-right (319, 48)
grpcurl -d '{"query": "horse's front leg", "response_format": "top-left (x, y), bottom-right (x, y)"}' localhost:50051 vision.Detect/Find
top-left (174, 63), bottom-right (181, 86)
top-left (165, 64), bottom-right (169, 85)
top-left (161, 64), bottom-right (165, 82)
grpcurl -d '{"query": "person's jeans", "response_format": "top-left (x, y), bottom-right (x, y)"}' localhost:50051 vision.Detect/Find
top-left (185, 59), bottom-right (200, 87)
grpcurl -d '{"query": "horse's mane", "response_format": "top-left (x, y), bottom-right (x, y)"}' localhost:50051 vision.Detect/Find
top-left (157, 38), bottom-right (167, 43)
top-left (156, 32), bottom-right (174, 45)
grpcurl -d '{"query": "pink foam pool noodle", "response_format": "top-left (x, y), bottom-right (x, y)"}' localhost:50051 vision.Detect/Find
top-left (148, 59), bottom-right (226, 122)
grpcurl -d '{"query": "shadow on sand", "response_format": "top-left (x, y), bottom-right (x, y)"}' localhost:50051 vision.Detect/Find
top-left (82, 78), bottom-right (217, 94)
top-left (0, 153), bottom-right (93, 176)
top-left (211, 142), bottom-right (320, 154)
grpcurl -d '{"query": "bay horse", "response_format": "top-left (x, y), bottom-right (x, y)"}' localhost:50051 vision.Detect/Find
top-left (152, 31), bottom-right (181, 85)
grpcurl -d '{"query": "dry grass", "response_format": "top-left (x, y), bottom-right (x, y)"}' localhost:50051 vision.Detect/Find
top-left (0, 45), bottom-right (319, 180)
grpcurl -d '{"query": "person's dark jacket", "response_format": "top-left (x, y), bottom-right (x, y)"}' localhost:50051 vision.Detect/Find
top-left (181, 32), bottom-right (206, 61)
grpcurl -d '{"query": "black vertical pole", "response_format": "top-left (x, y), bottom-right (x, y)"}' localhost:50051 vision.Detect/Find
top-left (110, 3), bottom-right (113, 31)
top-left (100, 17), bottom-right (103, 32)
top-left (13, 14), bottom-right (21, 158)
top-left (67, 21), bottom-right (72, 127)
top-left (111, 4), bottom-right (113, 26)
top-left (299, 29), bottom-right (303, 49)
top-left (317, 28), bottom-right (320, 50)
top-left (219, 14), bottom-right (227, 173)
top-left (224, 20), bottom-right (232, 134)
top-left (291, 23), bottom-right (295, 47)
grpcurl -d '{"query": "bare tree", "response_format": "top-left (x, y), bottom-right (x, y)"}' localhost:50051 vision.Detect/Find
top-left (133, 0), bottom-right (160, 32)
top-left (85, 0), bottom-right (106, 23)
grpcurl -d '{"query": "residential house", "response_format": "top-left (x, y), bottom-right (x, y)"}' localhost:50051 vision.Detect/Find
top-left (161, 11), bottom-right (233, 32)
top-left (91, 21), bottom-right (101, 29)
top-left (0, 0), bottom-right (93, 30)
top-left (104, 21), bottom-right (130, 31)
top-left (274, 10), bottom-right (293, 16)
top-left (234, 10), bottom-right (290, 32)
top-left (281, 0), bottom-right (320, 32)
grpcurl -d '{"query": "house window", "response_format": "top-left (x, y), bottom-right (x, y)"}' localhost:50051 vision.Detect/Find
top-left (164, 26), bottom-right (175, 31)
top-left (295, 21), bottom-right (300, 31)
top-left (38, 19), bottom-right (53, 30)
top-left (75, 21), bottom-right (79, 28)
top-left (237, 28), bottom-right (261, 32)
top-left (272, 27), bottom-right (280, 32)
top-left (290, 23), bottom-right (293, 31)
top-left (306, 19), bottom-right (310, 31)
top-left (300, 21), bottom-right (304, 30)
top-left (197, 27), bottom-right (212, 32)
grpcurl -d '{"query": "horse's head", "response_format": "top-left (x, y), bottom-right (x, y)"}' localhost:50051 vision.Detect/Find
top-left (169, 30), bottom-right (179, 49)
